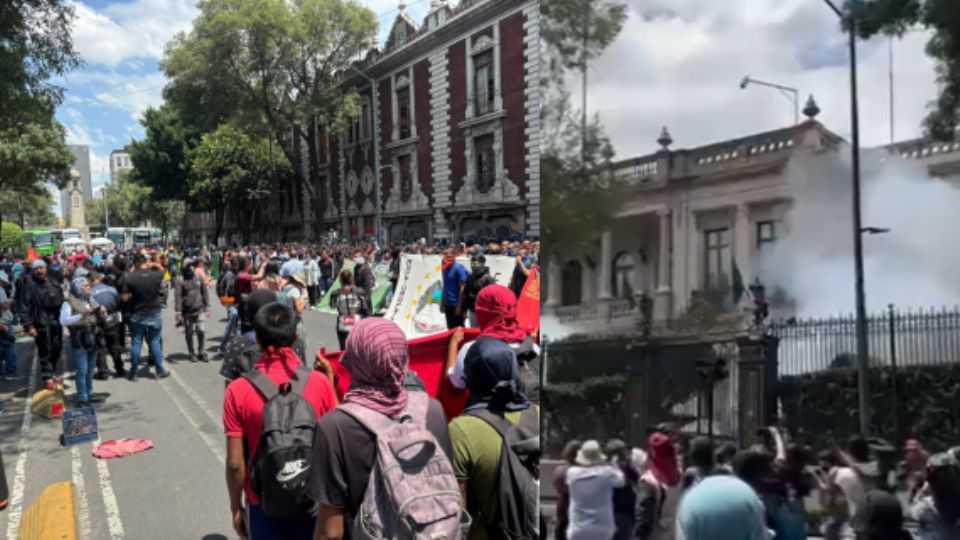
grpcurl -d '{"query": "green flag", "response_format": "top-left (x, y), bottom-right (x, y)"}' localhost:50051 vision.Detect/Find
top-left (732, 257), bottom-right (745, 304)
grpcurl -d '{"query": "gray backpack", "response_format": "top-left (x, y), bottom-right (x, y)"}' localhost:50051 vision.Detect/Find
top-left (339, 392), bottom-right (469, 539)
top-left (244, 365), bottom-right (318, 519)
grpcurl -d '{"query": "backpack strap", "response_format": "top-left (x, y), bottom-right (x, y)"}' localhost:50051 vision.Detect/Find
top-left (243, 369), bottom-right (279, 401)
top-left (465, 408), bottom-right (521, 440)
top-left (288, 364), bottom-right (312, 397)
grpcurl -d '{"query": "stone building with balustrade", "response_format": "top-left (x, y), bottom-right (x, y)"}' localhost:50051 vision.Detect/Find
top-left (180, 0), bottom-right (540, 246)
top-left (543, 106), bottom-right (960, 337)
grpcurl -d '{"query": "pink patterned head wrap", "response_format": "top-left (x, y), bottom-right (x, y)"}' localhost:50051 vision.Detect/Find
top-left (342, 318), bottom-right (409, 418)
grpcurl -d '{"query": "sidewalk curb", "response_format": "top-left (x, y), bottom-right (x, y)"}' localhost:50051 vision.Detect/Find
top-left (18, 481), bottom-right (77, 540)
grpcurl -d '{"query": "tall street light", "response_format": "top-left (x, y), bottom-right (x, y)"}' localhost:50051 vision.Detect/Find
top-left (350, 64), bottom-right (382, 246)
top-left (739, 76), bottom-right (799, 125)
top-left (823, 0), bottom-right (870, 437)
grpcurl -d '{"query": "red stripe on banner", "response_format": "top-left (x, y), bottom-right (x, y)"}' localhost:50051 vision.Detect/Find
top-left (516, 268), bottom-right (540, 335)
top-left (324, 327), bottom-right (482, 421)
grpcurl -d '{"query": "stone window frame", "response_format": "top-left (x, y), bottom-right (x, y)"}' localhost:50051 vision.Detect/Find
top-left (392, 68), bottom-right (416, 143)
top-left (384, 141), bottom-right (428, 214)
top-left (465, 28), bottom-right (502, 120)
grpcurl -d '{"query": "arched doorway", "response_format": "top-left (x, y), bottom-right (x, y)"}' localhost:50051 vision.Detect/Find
top-left (561, 260), bottom-right (582, 306)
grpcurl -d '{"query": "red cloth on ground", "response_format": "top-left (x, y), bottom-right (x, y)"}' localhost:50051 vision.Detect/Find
top-left (326, 327), bottom-right (480, 421)
top-left (222, 347), bottom-right (337, 505)
top-left (93, 438), bottom-right (154, 459)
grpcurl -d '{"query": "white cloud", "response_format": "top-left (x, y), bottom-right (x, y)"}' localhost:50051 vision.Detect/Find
top-left (63, 108), bottom-right (118, 148)
top-left (576, 0), bottom-right (939, 159)
top-left (69, 0), bottom-right (198, 68)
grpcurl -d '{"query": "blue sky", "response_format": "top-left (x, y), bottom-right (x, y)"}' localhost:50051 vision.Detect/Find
top-left (54, 0), bottom-right (439, 216)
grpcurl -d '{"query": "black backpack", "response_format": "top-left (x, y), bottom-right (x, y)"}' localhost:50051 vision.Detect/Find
top-left (244, 365), bottom-right (318, 519)
top-left (217, 272), bottom-right (236, 299)
top-left (465, 407), bottom-right (540, 539)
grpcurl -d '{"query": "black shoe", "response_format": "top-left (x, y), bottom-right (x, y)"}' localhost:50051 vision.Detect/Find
top-left (88, 395), bottom-right (106, 404)
top-left (127, 373), bottom-right (138, 382)
top-left (94, 372), bottom-right (110, 381)
top-left (77, 400), bottom-right (90, 408)
top-left (199, 354), bottom-right (209, 363)
top-left (114, 369), bottom-right (127, 379)
top-left (156, 370), bottom-right (171, 380)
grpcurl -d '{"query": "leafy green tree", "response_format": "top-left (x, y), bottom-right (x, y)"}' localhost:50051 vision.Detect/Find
top-left (190, 124), bottom-right (289, 244)
top-left (0, 120), bottom-right (73, 244)
top-left (849, 0), bottom-right (960, 140)
top-left (0, 0), bottom-right (82, 130)
top-left (0, 185), bottom-right (57, 229)
top-left (540, 0), bottom-right (628, 254)
top-left (0, 222), bottom-right (24, 252)
top-left (149, 200), bottom-right (186, 242)
top-left (127, 104), bottom-right (199, 201)
top-left (162, 0), bottom-right (378, 237)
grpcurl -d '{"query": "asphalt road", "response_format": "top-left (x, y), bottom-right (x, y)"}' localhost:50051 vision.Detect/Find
top-left (0, 296), bottom-right (342, 540)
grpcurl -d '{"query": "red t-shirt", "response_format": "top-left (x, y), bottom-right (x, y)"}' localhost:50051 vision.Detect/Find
top-left (223, 348), bottom-right (336, 506)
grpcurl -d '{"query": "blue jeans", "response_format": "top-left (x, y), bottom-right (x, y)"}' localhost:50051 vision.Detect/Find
top-left (320, 277), bottom-right (333, 296)
top-left (72, 345), bottom-right (97, 402)
top-left (129, 312), bottom-right (164, 374)
top-left (221, 305), bottom-right (239, 350)
top-left (246, 504), bottom-right (314, 540)
top-left (0, 340), bottom-right (16, 377)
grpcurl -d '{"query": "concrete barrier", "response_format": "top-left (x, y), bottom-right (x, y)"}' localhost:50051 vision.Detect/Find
top-left (18, 481), bottom-right (76, 540)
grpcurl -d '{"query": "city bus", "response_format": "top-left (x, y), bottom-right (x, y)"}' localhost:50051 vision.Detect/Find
top-left (149, 227), bottom-right (162, 245)
top-left (107, 227), bottom-right (130, 249)
top-left (51, 228), bottom-right (82, 248)
top-left (131, 227), bottom-right (152, 247)
top-left (22, 230), bottom-right (55, 256)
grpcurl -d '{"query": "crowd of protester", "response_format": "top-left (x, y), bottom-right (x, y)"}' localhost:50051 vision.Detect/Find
top-left (0, 233), bottom-right (541, 539)
top-left (551, 427), bottom-right (960, 540)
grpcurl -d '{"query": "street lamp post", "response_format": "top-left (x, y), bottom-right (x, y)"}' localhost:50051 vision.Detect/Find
top-left (739, 76), bottom-right (800, 124)
top-left (350, 65), bottom-right (382, 245)
top-left (823, 0), bottom-right (870, 437)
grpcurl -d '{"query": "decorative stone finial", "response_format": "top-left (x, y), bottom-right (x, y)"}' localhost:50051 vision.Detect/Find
top-left (657, 126), bottom-right (673, 150)
top-left (398, 1), bottom-right (407, 12)
top-left (803, 94), bottom-right (820, 120)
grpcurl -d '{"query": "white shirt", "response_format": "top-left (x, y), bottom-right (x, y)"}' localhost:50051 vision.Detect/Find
top-left (832, 466), bottom-right (867, 520)
top-left (566, 464), bottom-right (625, 540)
top-left (447, 339), bottom-right (541, 389)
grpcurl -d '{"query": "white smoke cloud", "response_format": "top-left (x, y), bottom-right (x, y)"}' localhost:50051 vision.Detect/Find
top-left (759, 149), bottom-right (960, 318)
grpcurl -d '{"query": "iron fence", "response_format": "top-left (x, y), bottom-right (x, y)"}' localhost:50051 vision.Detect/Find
top-left (770, 305), bottom-right (960, 376)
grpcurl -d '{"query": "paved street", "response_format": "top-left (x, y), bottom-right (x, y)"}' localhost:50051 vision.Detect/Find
top-left (0, 297), bottom-right (341, 539)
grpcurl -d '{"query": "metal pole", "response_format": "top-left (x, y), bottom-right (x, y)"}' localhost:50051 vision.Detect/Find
top-left (849, 13), bottom-right (871, 437)
top-left (372, 76), bottom-right (382, 246)
top-left (888, 304), bottom-right (899, 443)
top-left (888, 36), bottom-right (895, 145)
top-left (581, 0), bottom-right (588, 165)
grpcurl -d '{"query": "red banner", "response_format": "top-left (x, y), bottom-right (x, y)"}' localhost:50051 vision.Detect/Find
top-left (27, 245), bottom-right (39, 262)
top-left (516, 268), bottom-right (540, 335)
top-left (323, 327), bottom-right (481, 421)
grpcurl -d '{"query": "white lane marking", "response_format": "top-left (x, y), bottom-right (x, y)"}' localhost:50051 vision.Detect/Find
top-left (157, 378), bottom-right (224, 465)
top-left (93, 437), bottom-right (126, 539)
top-left (71, 445), bottom-right (92, 540)
top-left (5, 347), bottom-right (39, 540)
top-left (169, 369), bottom-right (220, 426)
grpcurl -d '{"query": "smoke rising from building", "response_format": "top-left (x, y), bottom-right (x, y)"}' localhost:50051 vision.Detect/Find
top-left (760, 147), bottom-right (960, 318)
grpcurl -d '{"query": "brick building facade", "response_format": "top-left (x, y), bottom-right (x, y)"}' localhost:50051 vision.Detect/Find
top-left (181, 0), bottom-right (540, 245)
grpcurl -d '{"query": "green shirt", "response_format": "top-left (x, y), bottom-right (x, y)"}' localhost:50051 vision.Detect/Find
top-left (449, 406), bottom-right (539, 540)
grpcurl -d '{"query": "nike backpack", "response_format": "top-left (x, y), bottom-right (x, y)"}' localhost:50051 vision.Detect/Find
top-left (465, 407), bottom-right (541, 539)
top-left (244, 365), bottom-right (318, 519)
top-left (339, 392), bottom-right (469, 539)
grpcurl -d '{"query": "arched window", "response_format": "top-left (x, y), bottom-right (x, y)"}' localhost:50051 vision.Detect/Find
top-left (561, 260), bottom-right (582, 307)
top-left (612, 252), bottom-right (636, 299)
